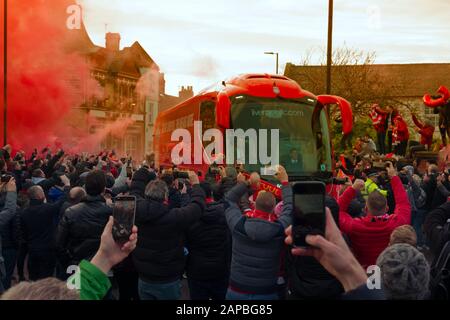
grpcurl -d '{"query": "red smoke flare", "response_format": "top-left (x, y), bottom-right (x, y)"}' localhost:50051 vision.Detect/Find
top-left (0, 0), bottom-right (125, 155)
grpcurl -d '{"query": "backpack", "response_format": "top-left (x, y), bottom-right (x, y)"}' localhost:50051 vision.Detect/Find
top-left (429, 220), bottom-right (450, 300)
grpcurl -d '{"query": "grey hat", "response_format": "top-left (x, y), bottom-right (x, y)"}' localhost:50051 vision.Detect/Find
top-left (376, 243), bottom-right (430, 300)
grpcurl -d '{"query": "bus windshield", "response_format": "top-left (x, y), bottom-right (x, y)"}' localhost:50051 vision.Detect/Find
top-left (230, 95), bottom-right (332, 181)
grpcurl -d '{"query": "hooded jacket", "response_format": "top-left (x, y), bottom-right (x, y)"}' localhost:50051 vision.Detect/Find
top-left (185, 200), bottom-right (231, 281)
top-left (338, 176), bottom-right (411, 268)
top-left (224, 182), bottom-right (292, 295)
top-left (133, 184), bottom-right (206, 283)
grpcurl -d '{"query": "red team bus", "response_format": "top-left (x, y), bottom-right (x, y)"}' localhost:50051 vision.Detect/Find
top-left (154, 74), bottom-right (352, 195)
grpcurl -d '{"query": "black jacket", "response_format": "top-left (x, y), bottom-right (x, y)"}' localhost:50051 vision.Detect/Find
top-left (286, 253), bottom-right (344, 299)
top-left (133, 184), bottom-right (206, 283)
top-left (0, 193), bottom-right (20, 249)
top-left (424, 201), bottom-right (450, 256)
top-left (21, 196), bottom-right (67, 252)
top-left (185, 200), bottom-right (231, 281)
top-left (56, 195), bottom-right (112, 266)
top-left (431, 180), bottom-right (450, 210)
top-left (423, 174), bottom-right (438, 210)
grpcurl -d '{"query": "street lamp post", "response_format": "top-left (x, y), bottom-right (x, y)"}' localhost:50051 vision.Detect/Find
top-left (3, 0), bottom-right (7, 145)
top-left (264, 52), bottom-right (279, 75)
top-left (326, 0), bottom-right (334, 94)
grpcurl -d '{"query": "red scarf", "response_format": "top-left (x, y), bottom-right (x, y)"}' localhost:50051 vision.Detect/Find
top-left (246, 209), bottom-right (278, 222)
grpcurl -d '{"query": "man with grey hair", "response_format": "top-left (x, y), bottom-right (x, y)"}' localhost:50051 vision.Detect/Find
top-left (144, 180), bottom-right (169, 202)
top-left (377, 243), bottom-right (430, 300)
top-left (133, 171), bottom-right (206, 300)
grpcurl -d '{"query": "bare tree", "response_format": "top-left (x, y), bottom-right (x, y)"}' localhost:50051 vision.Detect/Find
top-left (297, 45), bottom-right (412, 119)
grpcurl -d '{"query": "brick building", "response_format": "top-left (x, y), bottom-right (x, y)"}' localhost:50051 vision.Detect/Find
top-left (65, 23), bottom-right (193, 159)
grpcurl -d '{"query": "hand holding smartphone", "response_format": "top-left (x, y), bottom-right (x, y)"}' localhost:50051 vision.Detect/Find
top-left (292, 181), bottom-right (326, 248)
top-left (112, 196), bottom-right (137, 244)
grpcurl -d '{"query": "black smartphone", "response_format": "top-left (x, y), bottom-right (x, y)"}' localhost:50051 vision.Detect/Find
top-left (292, 181), bottom-right (326, 247)
top-left (112, 196), bottom-right (136, 244)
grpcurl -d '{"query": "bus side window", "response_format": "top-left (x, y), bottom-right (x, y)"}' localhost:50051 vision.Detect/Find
top-left (200, 100), bottom-right (216, 131)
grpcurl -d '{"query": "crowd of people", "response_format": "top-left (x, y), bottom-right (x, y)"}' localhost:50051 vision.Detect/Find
top-left (0, 139), bottom-right (449, 301)
top-left (368, 104), bottom-right (436, 157)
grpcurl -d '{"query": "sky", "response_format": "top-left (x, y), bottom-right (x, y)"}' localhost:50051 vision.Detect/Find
top-left (78, 0), bottom-right (450, 96)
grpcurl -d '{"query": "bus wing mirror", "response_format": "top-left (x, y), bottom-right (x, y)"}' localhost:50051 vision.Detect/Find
top-left (317, 95), bottom-right (353, 135)
top-left (423, 85), bottom-right (449, 108)
top-left (216, 93), bottom-right (231, 128)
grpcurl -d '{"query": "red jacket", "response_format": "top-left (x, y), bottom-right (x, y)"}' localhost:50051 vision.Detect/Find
top-left (369, 108), bottom-right (387, 133)
top-left (392, 117), bottom-right (409, 143)
top-left (375, 107), bottom-right (399, 130)
top-left (412, 115), bottom-right (434, 148)
top-left (338, 176), bottom-right (411, 268)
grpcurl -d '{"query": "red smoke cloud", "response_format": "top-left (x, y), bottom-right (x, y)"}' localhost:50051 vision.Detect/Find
top-left (0, 0), bottom-right (129, 155)
top-left (1, 0), bottom-right (82, 151)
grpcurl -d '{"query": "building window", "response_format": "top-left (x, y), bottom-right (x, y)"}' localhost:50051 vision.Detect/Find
top-left (424, 106), bottom-right (440, 130)
top-left (125, 134), bottom-right (139, 158)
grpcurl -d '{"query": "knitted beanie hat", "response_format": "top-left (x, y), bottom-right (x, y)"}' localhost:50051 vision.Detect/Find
top-left (376, 243), bottom-right (430, 300)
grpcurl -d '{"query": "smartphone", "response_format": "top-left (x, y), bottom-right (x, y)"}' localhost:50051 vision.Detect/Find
top-left (112, 196), bottom-right (136, 244)
top-left (260, 165), bottom-right (278, 176)
top-left (292, 181), bottom-right (326, 247)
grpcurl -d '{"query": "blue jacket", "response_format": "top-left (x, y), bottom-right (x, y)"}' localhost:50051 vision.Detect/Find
top-left (48, 186), bottom-right (66, 203)
top-left (224, 182), bottom-right (292, 294)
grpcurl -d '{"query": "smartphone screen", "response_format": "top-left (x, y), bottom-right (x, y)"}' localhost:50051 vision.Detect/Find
top-left (292, 182), bottom-right (326, 247)
top-left (112, 196), bottom-right (136, 244)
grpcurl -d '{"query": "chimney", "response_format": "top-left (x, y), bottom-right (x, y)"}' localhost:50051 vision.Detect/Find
top-left (105, 32), bottom-right (121, 51)
top-left (159, 73), bottom-right (166, 95)
top-left (179, 86), bottom-right (194, 100)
